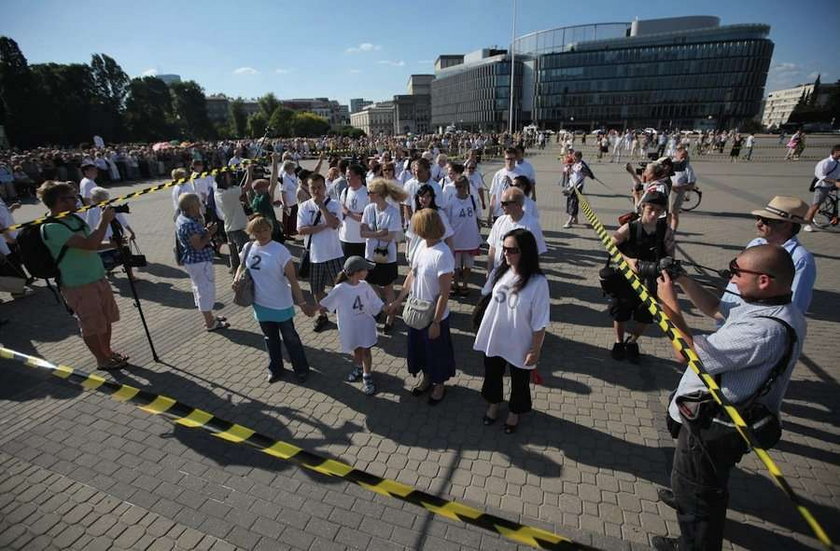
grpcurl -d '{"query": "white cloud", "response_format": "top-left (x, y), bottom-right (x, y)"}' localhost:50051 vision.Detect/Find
top-left (346, 42), bottom-right (381, 54)
top-left (275, 68), bottom-right (293, 74)
top-left (377, 60), bottom-right (405, 67)
top-left (233, 67), bottom-right (259, 75)
top-left (769, 62), bottom-right (800, 74)
top-left (348, 69), bottom-right (362, 74)
top-left (141, 69), bottom-right (157, 77)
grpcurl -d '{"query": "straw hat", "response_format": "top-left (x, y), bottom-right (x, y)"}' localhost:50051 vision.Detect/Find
top-left (751, 196), bottom-right (808, 224)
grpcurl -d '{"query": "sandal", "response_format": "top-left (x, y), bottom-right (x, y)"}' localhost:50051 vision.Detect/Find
top-left (111, 352), bottom-right (130, 363)
top-left (98, 356), bottom-right (127, 371)
top-left (410, 378), bottom-right (432, 396)
top-left (206, 319), bottom-right (231, 332)
top-left (215, 316), bottom-right (227, 322)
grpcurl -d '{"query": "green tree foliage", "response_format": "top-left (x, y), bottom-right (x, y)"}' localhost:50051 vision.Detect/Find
top-left (30, 63), bottom-right (97, 145)
top-left (290, 112), bottom-right (330, 137)
top-left (247, 112), bottom-right (268, 138)
top-left (258, 93), bottom-right (281, 119)
top-left (334, 125), bottom-right (366, 138)
top-left (267, 106), bottom-right (295, 137)
top-left (229, 97), bottom-right (247, 137)
top-left (90, 53), bottom-right (128, 141)
top-left (0, 37), bottom-right (36, 147)
top-left (124, 76), bottom-right (175, 141)
top-left (170, 81), bottom-right (213, 139)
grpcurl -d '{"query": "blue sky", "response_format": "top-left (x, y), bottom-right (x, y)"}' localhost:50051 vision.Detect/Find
top-left (1, 0), bottom-right (835, 106)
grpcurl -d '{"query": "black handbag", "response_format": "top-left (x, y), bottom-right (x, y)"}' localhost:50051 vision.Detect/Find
top-left (676, 316), bottom-right (796, 451)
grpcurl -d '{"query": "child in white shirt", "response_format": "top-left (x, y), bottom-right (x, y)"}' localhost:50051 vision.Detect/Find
top-left (319, 256), bottom-right (384, 395)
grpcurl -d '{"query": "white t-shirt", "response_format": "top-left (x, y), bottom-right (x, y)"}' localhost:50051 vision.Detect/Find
top-left (280, 172), bottom-right (299, 206)
top-left (445, 195), bottom-right (482, 251)
top-left (410, 240), bottom-right (455, 320)
top-left (362, 203), bottom-right (401, 263)
top-left (403, 178), bottom-right (442, 208)
top-left (523, 196), bottom-right (540, 219)
top-left (489, 167), bottom-right (522, 216)
top-left (338, 185), bottom-right (369, 244)
top-left (80, 178), bottom-right (96, 202)
top-left (516, 159), bottom-right (536, 184)
top-left (190, 173), bottom-right (214, 205)
top-left (215, 187), bottom-right (249, 232)
top-left (319, 281), bottom-right (383, 353)
top-left (297, 198), bottom-right (343, 263)
top-left (474, 270), bottom-right (550, 369)
top-left (240, 240), bottom-right (294, 310)
top-left (466, 171), bottom-right (485, 196)
top-left (172, 181), bottom-right (197, 212)
top-left (487, 213), bottom-right (548, 268)
top-left (84, 209), bottom-right (130, 241)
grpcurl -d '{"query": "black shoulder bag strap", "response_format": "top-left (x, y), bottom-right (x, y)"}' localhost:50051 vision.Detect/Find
top-left (306, 198), bottom-right (327, 251)
top-left (745, 316), bottom-right (797, 407)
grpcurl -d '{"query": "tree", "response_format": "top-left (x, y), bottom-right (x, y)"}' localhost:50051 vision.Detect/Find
top-left (289, 112), bottom-right (330, 137)
top-left (229, 97), bottom-right (247, 137)
top-left (247, 112), bottom-right (268, 138)
top-left (90, 53), bottom-right (128, 141)
top-left (29, 62), bottom-right (97, 145)
top-left (0, 36), bottom-right (35, 147)
top-left (258, 93), bottom-right (280, 119)
top-left (267, 105), bottom-right (294, 137)
top-left (124, 76), bottom-right (175, 141)
top-left (170, 80), bottom-right (213, 139)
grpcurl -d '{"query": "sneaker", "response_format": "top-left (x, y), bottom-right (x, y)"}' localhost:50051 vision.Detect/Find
top-left (657, 487), bottom-right (678, 510)
top-left (650, 536), bottom-right (680, 551)
top-left (346, 366), bottom-right (363, 382)
top-left (625, 339), bottom-right (640, 364)
top-left (610, 341), bottom-right (625, 361)
top-left (562, 221), bottom-right (572, 229)
top-left (313, 314), bottom-right (329, 332)
top-left (803, 224), bottom-right (815, 232)
top-left (362, 375), bottom-right (376, 396)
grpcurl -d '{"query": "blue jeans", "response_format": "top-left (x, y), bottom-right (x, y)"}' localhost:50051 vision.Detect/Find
top-left (258, 320), bottom-right (309, 376)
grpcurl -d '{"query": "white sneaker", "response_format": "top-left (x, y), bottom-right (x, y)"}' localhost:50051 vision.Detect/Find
top-left (563, 222), bottom-right (572, 228)
top-left (804, 225), bottom-right (815, 232)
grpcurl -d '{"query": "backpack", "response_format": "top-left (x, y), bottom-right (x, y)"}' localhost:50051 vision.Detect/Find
top-left (18, 216), bottom-right (83, 282)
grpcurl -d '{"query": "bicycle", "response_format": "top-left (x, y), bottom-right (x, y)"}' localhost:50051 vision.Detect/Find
top-left (813, 187), bottom-right (839, 228)
top-left (680, 184), bottom-right (703, 212)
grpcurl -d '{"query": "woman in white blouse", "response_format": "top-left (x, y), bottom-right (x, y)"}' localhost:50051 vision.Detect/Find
top-left (474, 228), bottom-right (549, 434)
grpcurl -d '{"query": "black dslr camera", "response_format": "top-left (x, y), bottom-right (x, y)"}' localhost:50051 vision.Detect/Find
top-left (635, 256), bottom-right (684, 280)
top-left (107, 208), bottom-right (147, 268)
top-left (112, 203), bottom-right (130, 214)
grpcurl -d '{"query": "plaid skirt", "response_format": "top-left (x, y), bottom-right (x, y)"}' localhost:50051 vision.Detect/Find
top-left (310, 257), bottom-right (344, 295)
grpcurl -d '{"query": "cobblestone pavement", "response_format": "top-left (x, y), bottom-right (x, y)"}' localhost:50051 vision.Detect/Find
top-left (2, 139), bottom-right (839, 550)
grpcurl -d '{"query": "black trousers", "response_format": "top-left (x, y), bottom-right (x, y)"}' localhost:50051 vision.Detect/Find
top-left (671, 423), bottom-right (747, 550)
top-left (481, 355), bottom-right (532, 414)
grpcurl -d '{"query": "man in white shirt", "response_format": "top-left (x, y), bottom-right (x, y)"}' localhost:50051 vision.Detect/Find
top-left (668, 145), bottom-right (696, 232)
top-left (487, 148), bottom-right (523, 224)
top-left (804, 144), bottom-right (840, 232)
top-left (514, 146), bottom-right (537, 200)
top-left (79, 161), bottom-right (98, 205)
top-left (402, 158), bottom-right (442, 225)
top-left (486, 188), bottom-right (547, 274)
top-left (431, 153), bottom-right (447, 182)
top-left (338, 164), bottom-right (369, 258)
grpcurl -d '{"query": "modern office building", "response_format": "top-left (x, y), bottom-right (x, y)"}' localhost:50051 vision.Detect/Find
top-left (761, 80), bottom-right (837, 129)
top-left (430, 49), bottom-right (520, 132)
top-left (350, 98), bottom-right (373, 114)
top-left (430, 16), bottom-right (774, 131)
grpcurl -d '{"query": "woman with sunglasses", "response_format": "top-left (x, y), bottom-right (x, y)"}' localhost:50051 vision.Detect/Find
top-left (474, 228), bottom-right (549, 434)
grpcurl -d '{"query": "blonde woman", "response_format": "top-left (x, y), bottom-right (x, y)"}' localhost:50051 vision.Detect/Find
top-left (176, 193), bottom-right (228, 331)
top-left (360, 178), bottom-right (407, 332)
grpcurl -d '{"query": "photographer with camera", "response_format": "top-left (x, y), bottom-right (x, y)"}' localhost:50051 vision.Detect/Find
top-left (84, 187), bottom-right (139, 280)
top-left (36, 181), bottom-right (129, 371)
top-left (607, 191), bottom-right (675, 363)
top-left (651, 244), bottom-right (805, 551)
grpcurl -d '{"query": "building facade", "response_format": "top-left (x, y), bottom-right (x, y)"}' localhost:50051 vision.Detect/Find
top-left (430, 49), bottom-right (522, 132)
top-left (205, 94), bottom-right (230, 124)
top-left (350, 98), bottom-right (373, 114)
top-left (349, 102), bottom-right (394, 136)
top-left (430, 17), bottom-right (774, 132)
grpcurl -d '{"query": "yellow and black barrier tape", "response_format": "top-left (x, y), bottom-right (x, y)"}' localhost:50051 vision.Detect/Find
top-left (0, 346), bottom-right (596, 551)
top-left (572, 188), bottom-right (835, 549)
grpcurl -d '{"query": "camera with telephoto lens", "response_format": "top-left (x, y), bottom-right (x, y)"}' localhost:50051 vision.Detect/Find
top-left (635, 256), bottom-right (685, 280)
top-left (111, 203), bottom-right (130, 214)
top-left (107, 215), bottom-right (147, 268)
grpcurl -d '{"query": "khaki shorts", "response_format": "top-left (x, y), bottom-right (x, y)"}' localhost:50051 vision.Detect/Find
top-left (62, 278), bottom-right (120, 337)
top-left (669, 187), bottom-right (688, 213)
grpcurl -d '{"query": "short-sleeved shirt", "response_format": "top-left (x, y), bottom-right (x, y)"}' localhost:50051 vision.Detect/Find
top-left (319, 281), bottom-right (383, 353)
top-left (297, 198), bottom-right (343, 263)
top-left (240, 240), bottom-right (294, 311)
top-left (42, 214), bottom-right (105, 288)
top-left (362, 203), bottom-right (401, 263)
top-left (338, 185), bottom-right (369, 244)
top-left (410, 240), bottom-right (455, 320)
top-left (668, 300), bottom-right (806, 423)
top-left (445, 195), bottom-right (482, 251)
top-left (215, 187), bottom-right (249, 233)
top-left (814, 156), bottom-right (840, 189)
top-left (489, 168), bottom-right (522, 217)
top-left (250, 192), bottom-right (279, 228)
top-left (79, 178), bottom-right (96, 202)
top-left (487, 213), bottom-right (548, 268)
top-left (473, 270), bottom-right (550, 369)
top-left (176, 214), bottom-right (214, 264)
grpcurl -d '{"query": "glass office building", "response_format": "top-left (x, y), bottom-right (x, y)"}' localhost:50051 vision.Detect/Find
top-left (430, 17), bottom-right (773, 132)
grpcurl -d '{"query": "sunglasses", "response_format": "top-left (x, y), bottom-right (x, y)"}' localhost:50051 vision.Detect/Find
top-left (728, 258), bottom-right (775, 279)
top-left (504, 157), bottom-right (516, 161)
top-left (755, 216), bottom-right (781, 226)
top-left (502, 246), bottom-right (520, 255)
top-left (500, 200), bottom-right (516, 206)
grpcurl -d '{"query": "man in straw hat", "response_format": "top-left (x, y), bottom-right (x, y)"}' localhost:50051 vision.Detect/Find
top-left (718, 196), bottom-right (816, 314)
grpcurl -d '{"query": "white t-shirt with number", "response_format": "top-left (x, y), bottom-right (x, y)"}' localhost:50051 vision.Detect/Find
top-left (361, 203), bottom-right (401, 263)
top-left (410, 240), bottom-right (455, 320)
top-left (338, 186), bottom-right (369, 244)
top-left (445, 195), bottom-right (482, 251)
top-left (296, 198), bottom-right (343, 263)
top-left (473, 269), bottom-right (550, 369)
top-left (240, 241), bottom-right (294, 310)
top-left (319, 281), bottom-right (383, 353)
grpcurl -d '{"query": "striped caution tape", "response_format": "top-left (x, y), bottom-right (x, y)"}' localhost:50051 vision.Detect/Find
top-left (572, 188), bottom-right (835, 549)
top-left (0, 347), bottom-right (596, 551)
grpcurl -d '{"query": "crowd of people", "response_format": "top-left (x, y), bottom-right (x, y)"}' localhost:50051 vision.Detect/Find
top-left (5, 128), bottom-right (839, 550)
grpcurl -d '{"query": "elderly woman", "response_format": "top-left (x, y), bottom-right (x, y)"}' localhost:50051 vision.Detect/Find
top-left (474, 229), bottom-right (549, 434)
top-left (388, 208), bottom-right (456, 404)
top-left (237, 215), bottom-right (314, 383)
top-left (176, 192), bottom-right (229, 331)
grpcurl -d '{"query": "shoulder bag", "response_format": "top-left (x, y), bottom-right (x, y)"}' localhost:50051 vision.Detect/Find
top-left (232, 241), bottom-right (255, 307)
top-left (402, 295), bottom-right (435, 330)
